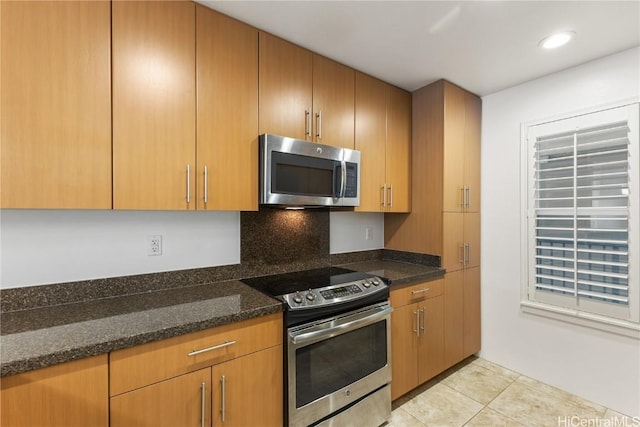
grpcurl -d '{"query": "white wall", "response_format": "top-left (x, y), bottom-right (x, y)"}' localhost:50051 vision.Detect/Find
top-left (329, 211), bottom-right (385, 254)
top-left (0, 210), bottom-right (241, 288)
top-left (0, 209), bottom-right (383, 288)
top-left (481, 47), bottom-right (640, 417)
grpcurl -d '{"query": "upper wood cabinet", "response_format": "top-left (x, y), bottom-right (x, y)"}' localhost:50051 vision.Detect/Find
top-left (259, 32), bottom-right (313, 142)
top-left (443, 87), bottom-right (481, 213)
top-left (355, 73), bottom-right (387, 211)
top-left (196, 6), bottom-right (259, 211)
top-left (385, 80), bottom-right (481, 256)
top-left (311, 54), bottom-right (355, 148)
top-left (0, 0), bottom-right (112, 209)
top-left (1, 355), bottom-right (108, 427)
top-left (355, 73), bottom-right (411, 212)
top-left (385, 84), bottom-right (412, 212)
top-left (259, 32), bottom-right (355, 149)
top-left (112, 1), bottom-right (196, 210)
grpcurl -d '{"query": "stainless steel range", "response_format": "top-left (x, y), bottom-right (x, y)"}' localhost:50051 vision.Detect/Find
top-left (243, 267), bottom-right (392, 427)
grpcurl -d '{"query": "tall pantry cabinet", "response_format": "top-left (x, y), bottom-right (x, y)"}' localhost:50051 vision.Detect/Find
top-left (385, 79), bottom-right (482, 369)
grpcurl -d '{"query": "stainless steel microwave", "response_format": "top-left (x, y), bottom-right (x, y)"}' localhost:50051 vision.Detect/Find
top-left (259, 134), bottom-right (361, 207)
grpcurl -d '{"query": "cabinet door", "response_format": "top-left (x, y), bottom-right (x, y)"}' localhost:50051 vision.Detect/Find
top-left (1, 355), bottom-right (108, 427)
top-left (442, 212), bottom-right (464, 273)
top-left (442, 82), bottom-right (466, 213)
top-left (443, 270), bottom-right (464, 368)
top-left (390, 304), bottom-right (419, 400)
top-left (463, 267), bottom-right (481, 357)
top-left (212, 346), bottom-right (283, 427)
top-left (385, 84), bottom-right (412, 213)
top-left (111, 368), bottom-right (211, 427)
top-left (259, 32), bottom-right (313, 141)
top-left (417, 296), bottom-right (444, 384)
top-left (112, 1), bottom-right (196, 210)
top-left (312, 54), bottom-right (355, 148)
top-left (354, 72), bottom-right (387, 212)
top-left (0, 1), bottom-right (111, 209)
top-left (196, 6), bottom-right (258, 211)
top-left (463, 92), bottom-right (482, 213)
top-left (463, 212), bottom-right (481, 269)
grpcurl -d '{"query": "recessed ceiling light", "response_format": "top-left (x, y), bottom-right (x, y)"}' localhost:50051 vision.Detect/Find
top-left (539, 31), bottom-right (575, 49)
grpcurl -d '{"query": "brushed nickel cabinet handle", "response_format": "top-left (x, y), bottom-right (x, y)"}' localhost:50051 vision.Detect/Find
top-left (414, 310), bottom-right (420, 337)
top-left (459, 245), bottom-right (465, 265)
top-left (460, 187), bottom-right (465, 208)
top-left (220, 375), bottom-right (227, 422)
top-left (466, 186), bottom-right (471, 209)
top-left (186, 164), bottom-right (191, 205)
top-left (188, 340), bottom-right (236, 357)
top-left (305, 109), bottom-right (311, 138)
top-left (388, 184), bottom-right (393, 207)
top-left (381, 184), bottom-right (387, 207)
top-left (465, 243), bottom-right (471, 266)
top-left (203, 165), bottom-right (208, 205)
top-left (316, 111), bottom-right (322, 140)
top-left (200, 382), bottom-right (206, 427)
top-left (420, 308), bottom-right (426, 333)
top-left (411, 288), bottom-right (431, 295)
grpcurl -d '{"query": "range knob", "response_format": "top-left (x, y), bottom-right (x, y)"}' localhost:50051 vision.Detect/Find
top-left (306, 290), bottom-right (316, 301)
top-left (293, 291), bottom-right (303, 304)
top-left (363, 280), bottom-right (371, 288)
top-left (372, 278), bottom-right (380, 286)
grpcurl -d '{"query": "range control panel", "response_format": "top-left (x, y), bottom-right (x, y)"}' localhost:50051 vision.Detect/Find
top-left (282, 277), bottom-right (387, 310)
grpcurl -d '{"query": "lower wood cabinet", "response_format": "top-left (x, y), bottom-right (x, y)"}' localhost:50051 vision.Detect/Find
top-left (0, 355), bottom-right (108, 427)
top-left (109, 313), bottom-right (283, 427)
top-left (390, 279), bottom-right (445, 400)
top-left (444, 268), bottom-right (481, 368)
top-left (110, 368), bottom-right (212, 427)
top-left (212, 345), bottom-right (282, 427)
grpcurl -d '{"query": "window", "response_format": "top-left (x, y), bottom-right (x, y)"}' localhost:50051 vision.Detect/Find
top-left (522, 102), bottom-right (639, 336)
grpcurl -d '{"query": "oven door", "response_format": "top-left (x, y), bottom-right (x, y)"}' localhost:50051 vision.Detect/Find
top-left (287, 301), bottom-right (392, 427)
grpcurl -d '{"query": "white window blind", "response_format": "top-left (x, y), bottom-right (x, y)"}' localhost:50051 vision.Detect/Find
top-left (526, 103), bottom-right (639, 323)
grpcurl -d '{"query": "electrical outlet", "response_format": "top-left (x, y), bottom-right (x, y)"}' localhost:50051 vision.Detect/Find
top-left (147, 235), bottom-right (162, 256)
top-left (365, 227), bottom-right (374, 241)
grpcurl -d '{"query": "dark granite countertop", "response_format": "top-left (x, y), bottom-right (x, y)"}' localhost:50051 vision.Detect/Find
top-left (339, 260), bottom-right (445, 286)
top-left (0, 280), bottom-right (282, 377)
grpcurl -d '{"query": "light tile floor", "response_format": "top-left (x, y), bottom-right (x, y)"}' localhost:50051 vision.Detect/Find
top-left (387, 357), bottom-right (635, 427)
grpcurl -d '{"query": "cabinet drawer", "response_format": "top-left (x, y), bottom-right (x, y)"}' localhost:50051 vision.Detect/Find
top-left (390, 279), bottom-right (444, 307)
top-left (110, 312), bottom-right (282, 396)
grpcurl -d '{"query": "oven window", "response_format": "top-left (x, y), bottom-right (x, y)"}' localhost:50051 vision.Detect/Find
top-left (272, 152), bottom-right (335, 197)
top-left (295, 320), bottom-right (387, 408)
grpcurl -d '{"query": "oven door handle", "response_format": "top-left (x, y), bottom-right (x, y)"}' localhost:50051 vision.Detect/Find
top-left (290, 305), bottom-right (393, 346)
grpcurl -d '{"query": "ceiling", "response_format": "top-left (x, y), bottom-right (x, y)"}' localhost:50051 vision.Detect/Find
top-left (197, 1), bottom-right (640, 96)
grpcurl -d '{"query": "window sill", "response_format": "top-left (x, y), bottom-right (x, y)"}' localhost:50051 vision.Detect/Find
top-left (521, 301), bottom-right (640, 339)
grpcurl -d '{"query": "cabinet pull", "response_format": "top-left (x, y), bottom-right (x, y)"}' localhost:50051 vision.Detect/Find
top-left (464, 243), bottom-right (470, 266)
top-left (200, 382), bottom-right (206, 427)
top-left (466, 186), bottom-right (471, 209)
top-left (388, 184), bottom-right (393, 207)
top-left (420, 308), bottom-right (426, 333)
top-left (414, 310), bottom-right (420, 337)
top-left (411, 288), bottom-right (431, 295)
top-left (220, 375), bottom-right (227, 422)
top-left (187, 340), bottom-right (236, 357)
top-left (316, 111), bottom-right (322, 140)
top-left (204, 165), bottom-right (209, 205)
top-left (186, 164), bottom-right (191, 205)
top-left (460, 187), bottom-right (466, 208)
top-left (459, 244), bottom-right (465, 265)
top-left (381, 184), bottom-right (387, 207)
top-left (305, 109), bottom-right (311, 138)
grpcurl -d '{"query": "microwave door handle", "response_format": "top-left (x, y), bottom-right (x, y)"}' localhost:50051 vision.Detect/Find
top-left (333, 162), bottom-right (341, 198)
top-left (340, 160), bottom-right (347, 199)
